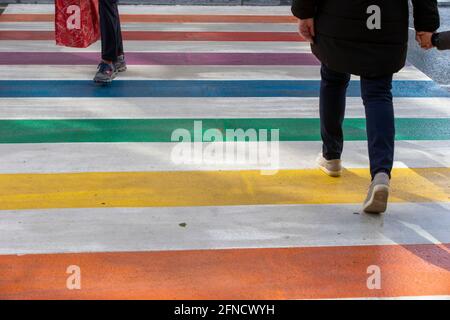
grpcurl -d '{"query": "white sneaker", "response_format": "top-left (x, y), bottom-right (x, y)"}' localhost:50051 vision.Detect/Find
top-left (363, 172), bottom-right (390, 214)
top-left (316, 154), bottom-right (342, 177)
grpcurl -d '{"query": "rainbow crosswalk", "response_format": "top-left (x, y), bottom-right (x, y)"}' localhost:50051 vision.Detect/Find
top-left (0, 4), bottom-right (449, 300)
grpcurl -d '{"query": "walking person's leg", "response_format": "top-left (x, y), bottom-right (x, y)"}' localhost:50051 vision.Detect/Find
top-left (95, 0), bottom-right (126, 83)
top-left (360, 74), bottom-right (395, 213)
top-left (112, 0), bottom-right (127, 72)
top-left (317, 64), bottom-right (351, 177)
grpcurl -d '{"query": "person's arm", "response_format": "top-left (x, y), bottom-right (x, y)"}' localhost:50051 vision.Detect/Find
top-left (411, 0), bottom-right (440, 32)
top-left (292, 0), bottom-right (317, 44)
top-left (412, 0), bottom-right (440, 49)
top-left (291, 0), bottom-right (316, 20)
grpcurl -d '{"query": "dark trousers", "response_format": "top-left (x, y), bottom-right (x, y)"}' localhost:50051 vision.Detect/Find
top-left (99, 0), bottom-right (124, 62)
top-left (320, 64), bottom-right (395, 179)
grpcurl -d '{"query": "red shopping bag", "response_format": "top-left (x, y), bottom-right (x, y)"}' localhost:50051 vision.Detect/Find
top-left (55, 0), bottom-right (100, 48)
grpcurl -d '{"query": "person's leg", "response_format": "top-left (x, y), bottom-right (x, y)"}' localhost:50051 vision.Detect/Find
top-left (114, 5), bottom-right (127, 73)
top-left (360, 74), bottom-right (395, 213)
top-left (116, 3), bottom-right (124, 57)
top-left (95, 0), bottom-right (125, 82)
top-left (108, 0), bottom-right (126, 72)
top-left (319, 64), bottom-right (350, 157)
top-left (360, 74), bottom-right (395, 179)
top-left (99, 0), bottom-right (121, 63)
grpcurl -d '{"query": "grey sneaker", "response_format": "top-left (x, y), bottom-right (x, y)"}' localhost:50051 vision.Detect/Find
top-left (94, 62), bottom-right (117, 83)
top-left (363, 172), bottom-right (390, 214)
top-left (115, 55), bottom-right (127, 73)
top-left (316, 154), bottom-right (342, 177)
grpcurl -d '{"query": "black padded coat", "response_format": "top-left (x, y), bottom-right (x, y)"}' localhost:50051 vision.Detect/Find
top-left (291, 0), bottom-right (440, 77)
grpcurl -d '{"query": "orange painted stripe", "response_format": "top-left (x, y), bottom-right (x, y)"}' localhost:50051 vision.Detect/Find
top-left (0, 13), bottom-right (298, 23)
top-left (0, 30), bottom-right (303, 42)
top-left (1, 244), bottom-right (449, 300)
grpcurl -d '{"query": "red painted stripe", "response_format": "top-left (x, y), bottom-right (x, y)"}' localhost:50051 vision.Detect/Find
top-left (1, 244), bottom-right (449, 300)
top-left (0, 30), bottom-right (304, 42)
top-left (0, 14), bottom-right (298, 23)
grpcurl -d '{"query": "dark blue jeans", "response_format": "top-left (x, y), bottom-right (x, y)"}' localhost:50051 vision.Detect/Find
top-left (320, 64), bottom-right (395, 179)
top-left (100, 0), bottom-right (124, 62)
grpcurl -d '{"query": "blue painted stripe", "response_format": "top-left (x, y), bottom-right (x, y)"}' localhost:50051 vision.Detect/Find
top-left (0, 80), bottom-right (448, 98)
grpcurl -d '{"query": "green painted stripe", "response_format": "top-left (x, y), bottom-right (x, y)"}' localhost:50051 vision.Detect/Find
top-left (0, 118), bottom-right (448, 144)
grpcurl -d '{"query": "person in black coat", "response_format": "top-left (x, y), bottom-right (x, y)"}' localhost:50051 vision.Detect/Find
top-left (291, 0), bottom-right (440, 213)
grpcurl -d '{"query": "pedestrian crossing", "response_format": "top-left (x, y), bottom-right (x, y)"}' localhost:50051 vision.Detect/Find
top-left (0, 4), bottom-right (449, 300)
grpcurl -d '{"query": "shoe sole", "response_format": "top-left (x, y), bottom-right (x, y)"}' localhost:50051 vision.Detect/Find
top-left (363, 185), bottom-right (389, 214)
top-left (318, 165), bottom-right (342, 178)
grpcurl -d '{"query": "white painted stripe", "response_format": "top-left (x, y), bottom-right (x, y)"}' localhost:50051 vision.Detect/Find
top-left (0, 65), bottom-right (324, 81)
top-left (0, 97), bottom-right (448, 120)
top-left (0, 40), bottom-right (310, 53)
top-left (0, 22), bottom-right (297, 32)
top-left (0, 141), bottom-right (449, 174)
top-left (3, 5), bottom-right (292, 15)
top-left (394, 67), bottom-right (432, 80)
top-left (0, 65), bottom-right (431, 81)
top-left (0, 202), bottom-right (449, 255)
top-left (397, 221), bottom-right (443, 245)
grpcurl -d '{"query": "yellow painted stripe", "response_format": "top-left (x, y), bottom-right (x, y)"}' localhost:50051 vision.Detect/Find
top-left (0, 168), bottom-right (448, 210)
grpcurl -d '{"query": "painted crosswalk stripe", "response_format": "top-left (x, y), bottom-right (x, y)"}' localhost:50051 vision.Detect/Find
top-left (0, 66), bottom-right (432, 82)
top-left (0, 52), bottom-right (319, 65)
top-left (0, 118), bottom-right (448, 143)
top-left (0, 40), bottom-right (312, 53)
top-left (1, 203), bottom-right (450, 255)
top-left (0, 168), bottom-right (448, 210)
top-left (1, 141), bottom-right (448, 174)
top-left (0, 97), bottom-right (448, 119)
top-left (3, 5), bottom-right (293, 15)
top-left (2, 80), bottom-right (448, 98)
top-left (0, 22), bottom-right (301, 33)
top-left (0, 14), bottom-right (298, 23)
top-left (0, 30), bottom-right (304, 41)
top-left (1, 243), bottom-right (449, 300)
